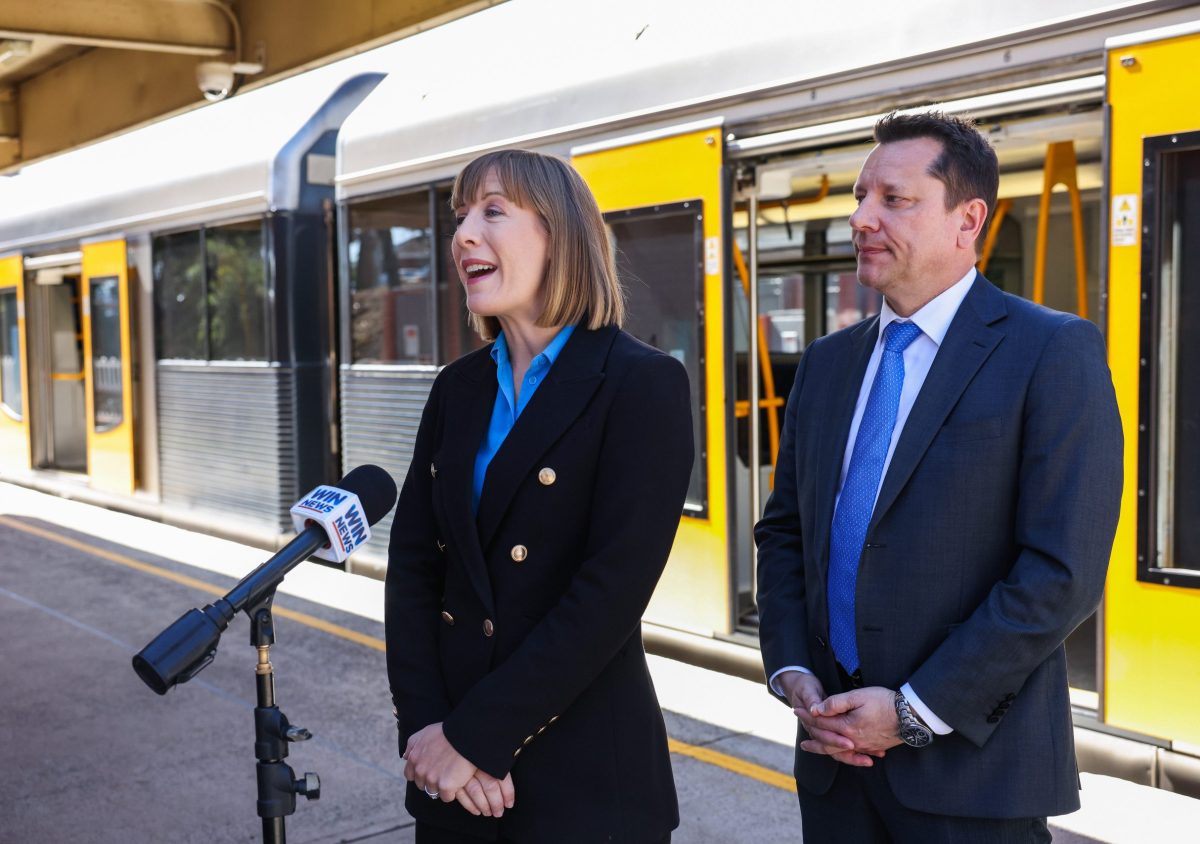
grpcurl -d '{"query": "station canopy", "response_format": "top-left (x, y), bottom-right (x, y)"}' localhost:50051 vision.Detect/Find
top-left (0, 46), bottom-right (396, 250)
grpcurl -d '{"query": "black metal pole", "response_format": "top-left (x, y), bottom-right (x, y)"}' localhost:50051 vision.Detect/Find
top-left (254, 602), bottom-right (286, 844)
top-left (249, 595), bottom-right (319, 844)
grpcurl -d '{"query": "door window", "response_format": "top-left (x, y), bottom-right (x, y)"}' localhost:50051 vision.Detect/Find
top-left (1140, 133), bottom-right (1200, 585)
top-left (607, 202), bottom-right (707, 514)
top-left (88, 276), bottom-right (123, 431)
top-left (0, 288), bottom-right (20, 418)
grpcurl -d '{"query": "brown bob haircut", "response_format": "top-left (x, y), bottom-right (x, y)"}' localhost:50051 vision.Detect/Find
top-left (449, 149), bottom-right (625, 341)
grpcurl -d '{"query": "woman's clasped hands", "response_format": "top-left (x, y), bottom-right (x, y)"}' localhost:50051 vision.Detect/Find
top-left (403, 722), bottom-right (515, 817)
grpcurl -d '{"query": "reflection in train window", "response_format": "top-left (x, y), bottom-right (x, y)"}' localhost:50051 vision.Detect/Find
top-left (345, 187), bottom-right (489, 368)
top-left (153, 230), bottom-right (204, 359)
top-left (206, 220), bottom-right (267, 361)
top-left (1145, 138), bottom-right (1200, 581)
top-left (346, 191), bottom-right (434, 365)
top-left (0, 288), bottom-right (20, 417)
top-left (607, 202), bottom-right (707, 514)
top-left (435, 187), bottom-right (486, 364)
top-left (89, 276), bottom-right (123, 431)
top-left (153, 220), bottom-right (268, 361)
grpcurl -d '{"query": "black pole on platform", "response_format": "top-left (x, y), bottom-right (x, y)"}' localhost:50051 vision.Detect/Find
top-left (248, 593), bottom-right (320, 844)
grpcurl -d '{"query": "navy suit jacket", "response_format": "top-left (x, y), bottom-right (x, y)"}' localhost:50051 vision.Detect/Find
top-left (756, 275), bottom-right (1122, 818)
top-left (386, 325), bottom-right (692, 842)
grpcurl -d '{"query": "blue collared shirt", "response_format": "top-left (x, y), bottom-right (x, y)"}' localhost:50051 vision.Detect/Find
top-left (472, 324), bottom-right (576, 513)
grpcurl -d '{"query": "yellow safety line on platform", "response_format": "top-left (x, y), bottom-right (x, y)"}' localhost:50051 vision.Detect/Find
top-left (1, 514), bottom-right (797, 793)
top-left (667, 738), bottom-right (797, 793)
top-left (0, 515), bottom-right (385, 652)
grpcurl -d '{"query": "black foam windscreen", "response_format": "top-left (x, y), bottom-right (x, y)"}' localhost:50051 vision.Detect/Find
top-left (336, 464), bottom-right (398, 526)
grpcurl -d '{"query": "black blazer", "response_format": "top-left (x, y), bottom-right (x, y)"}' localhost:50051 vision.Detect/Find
top-left (386, 325), bottom-right (693, 843)
top-left (756, 276), bottom-right (1122, 818)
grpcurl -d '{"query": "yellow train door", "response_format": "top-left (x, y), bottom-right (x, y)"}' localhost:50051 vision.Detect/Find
top-left (81, 240), bottom-right (137, 495)
top-left (0, 255), bottom-right (31, 472)
top-left (1105, 23), bottom-right (1200, 749)
top-left (572, 123), bottom-right (731, 636)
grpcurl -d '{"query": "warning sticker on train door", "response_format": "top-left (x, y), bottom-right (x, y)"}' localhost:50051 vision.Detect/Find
top-left (705, 236), bottom-right (720, 275)
top-left (1112, 194), bottom-right (1139, 246)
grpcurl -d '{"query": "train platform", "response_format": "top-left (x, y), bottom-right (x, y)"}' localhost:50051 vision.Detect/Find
top-left (2, 480), bottom-right (1198, 843)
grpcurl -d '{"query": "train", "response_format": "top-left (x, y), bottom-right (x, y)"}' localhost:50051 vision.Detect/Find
top-left (1, 0), bottom-right (1198, 796)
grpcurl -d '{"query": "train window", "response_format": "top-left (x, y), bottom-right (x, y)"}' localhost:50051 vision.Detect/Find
top-left (436, 187), bottom-right (486, 363)
top-left (346, 191), bottom-right (435, 365)
top-left (606, 202), bottom-right (707, 515)
top-left (0, 288), bottom-right (20, 418)
top-left (154, 221), bottom-right (268, 362)
top-left (206, 220), bottom-right (268, 361)
top-left (153, 230), bottom-right (205, 359)
top-left (89, 277), bottom-right (123, 431)
top-left (826, 269), bottom-right (882, 332)
top-left (1140, 132), bottom-right (1200, 586)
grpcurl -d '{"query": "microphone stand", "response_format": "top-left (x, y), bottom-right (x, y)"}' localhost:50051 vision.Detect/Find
top-left (246, 590), bottom-right (319, 844)
top-left (134, 465), bottom-right (399, 842)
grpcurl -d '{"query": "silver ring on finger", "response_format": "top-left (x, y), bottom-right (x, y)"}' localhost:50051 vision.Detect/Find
top-left (424, 786), bottom-right (439, 799)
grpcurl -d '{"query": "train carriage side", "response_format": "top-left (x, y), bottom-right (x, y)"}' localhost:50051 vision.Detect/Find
top-left (1102, 21), bottom-right (1200, 788)
top-left (714, 30), bottom-right (1200, 795)
top-left (334, 0), bottom-right (1200, 794)
top-left (0, 68), bottom-right (383, 548)
top-left (725, 75), bottom-right (1111, 687)
top-left (0, 254), bottom-right (31, 472)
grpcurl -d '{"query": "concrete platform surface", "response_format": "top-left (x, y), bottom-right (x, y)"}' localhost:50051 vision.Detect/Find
top-left (3, 481), bottom-right (1199, 843)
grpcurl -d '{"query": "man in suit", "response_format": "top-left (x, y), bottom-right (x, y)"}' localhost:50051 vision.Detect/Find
top-left (755, 111), bottom-right (1123, 842)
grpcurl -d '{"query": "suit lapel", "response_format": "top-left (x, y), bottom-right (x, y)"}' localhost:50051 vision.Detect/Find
top-left (814, 317), bottom-right (879, 581)
top-left (868, 277), bottom-right (1007, 533)
top-left (475, 325), bottom-right (615, 551)
top-left (438, 351), bottom-right (499, 617)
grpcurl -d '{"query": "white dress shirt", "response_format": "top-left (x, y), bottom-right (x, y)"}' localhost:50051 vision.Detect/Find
top-left (769, 268), bottom-right (977, 735)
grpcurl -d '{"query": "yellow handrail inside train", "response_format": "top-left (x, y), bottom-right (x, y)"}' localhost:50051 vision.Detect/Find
top-left (1033, 141), bottom-right (1089, 319)
top-left (977, 198), bottom-right (1013, 275)
top-left (732, 237), bottom-right (783, 484)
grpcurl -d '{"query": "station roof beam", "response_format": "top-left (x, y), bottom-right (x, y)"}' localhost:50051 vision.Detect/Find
top-left (0, 0), bottom-right (232, 56)
top-left (0, 0), bottom-right (496, 171)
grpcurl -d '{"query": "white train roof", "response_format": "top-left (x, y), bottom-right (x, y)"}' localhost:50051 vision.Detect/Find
top-left (336, 0), bottom-right (1187, 198)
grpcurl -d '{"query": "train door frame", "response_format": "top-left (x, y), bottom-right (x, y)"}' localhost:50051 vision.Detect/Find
top-left (80, 239), bottom-right (137, 495)
top-left (24, 251), bottom-right (88, 473)
top-left (572, 120), bottom-right (730, 637)
top-left (0, 255), bottom-right (31, 471)
top-left (730, 162), bottom-right (866, 633)
top-left (728, 74), bottom-right (1112, 697)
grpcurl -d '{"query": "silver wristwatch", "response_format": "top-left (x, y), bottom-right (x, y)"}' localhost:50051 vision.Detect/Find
top-left (894, 690), bottom-right (934, 748)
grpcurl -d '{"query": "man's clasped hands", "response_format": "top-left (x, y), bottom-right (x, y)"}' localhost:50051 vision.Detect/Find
top-left (776, 671), bottom-right (906, 766)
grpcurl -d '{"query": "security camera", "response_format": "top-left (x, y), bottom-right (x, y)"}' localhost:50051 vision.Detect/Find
top-left (196, 60), bottom-right (265, 103)
top-left (196, 62), bottom-right (234, 102)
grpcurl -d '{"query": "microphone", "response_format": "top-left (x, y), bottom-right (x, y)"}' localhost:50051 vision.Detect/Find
top-left (132, 465), bottom-right (398, 695)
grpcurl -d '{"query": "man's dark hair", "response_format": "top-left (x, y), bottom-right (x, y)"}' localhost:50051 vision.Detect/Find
top-left (874, 111), bottom-right (999, 244)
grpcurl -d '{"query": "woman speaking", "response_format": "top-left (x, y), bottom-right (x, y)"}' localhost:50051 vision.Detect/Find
top-left (385, 149), bottom-right (693, 844)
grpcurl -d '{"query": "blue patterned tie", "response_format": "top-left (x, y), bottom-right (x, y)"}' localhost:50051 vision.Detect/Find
top-left (828, 320), bottom-right (923, 674)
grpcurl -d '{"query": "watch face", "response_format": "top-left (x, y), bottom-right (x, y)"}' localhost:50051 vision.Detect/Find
top-left (901, 724), bottom-right (933, 748)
